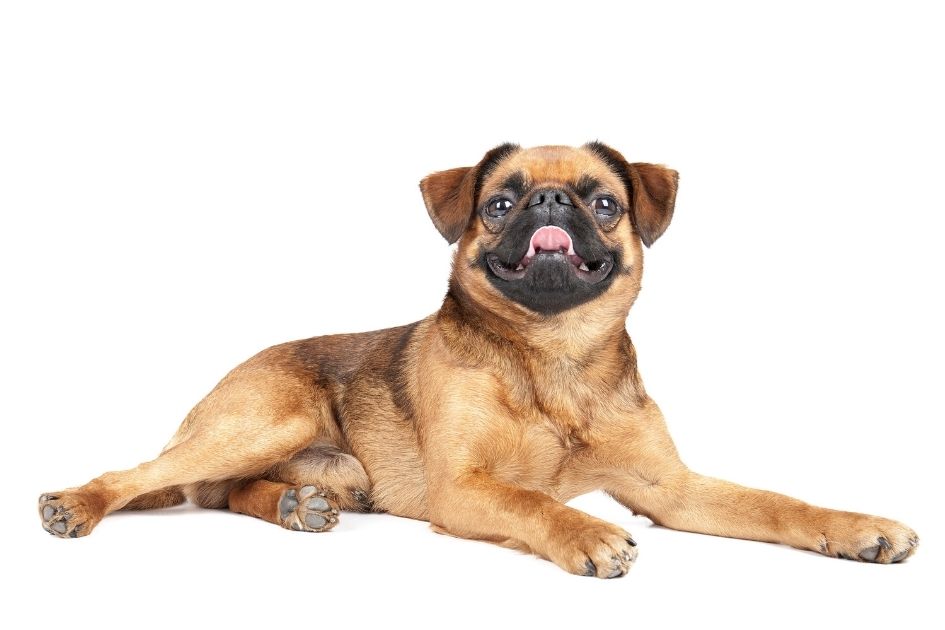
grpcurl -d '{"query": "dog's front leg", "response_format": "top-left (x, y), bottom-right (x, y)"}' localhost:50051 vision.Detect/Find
top-left (423, 369), bottom-right (639, 577)
top-left (600, 403), bottom-right (919, 563)
top-left (428, 469), bottom-right (637, 578)
top-left (611, 471), bottom-right (918, 563)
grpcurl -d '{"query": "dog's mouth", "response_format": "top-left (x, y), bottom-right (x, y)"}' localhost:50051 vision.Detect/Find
top-left (485, 226), bottom-right (612, 284)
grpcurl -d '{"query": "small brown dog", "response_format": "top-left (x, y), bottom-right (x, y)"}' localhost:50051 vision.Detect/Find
top-left (39, 142), bottom-right (918, 576)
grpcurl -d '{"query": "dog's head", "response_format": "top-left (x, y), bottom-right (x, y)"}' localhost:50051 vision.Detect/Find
top-left (421, 143), bottom-right (677, 318)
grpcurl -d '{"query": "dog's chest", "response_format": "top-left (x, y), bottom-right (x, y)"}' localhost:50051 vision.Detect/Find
top-left (488, 377), bottom-right (600, 492)
top-left (485, 417), bottom-right (574, 492)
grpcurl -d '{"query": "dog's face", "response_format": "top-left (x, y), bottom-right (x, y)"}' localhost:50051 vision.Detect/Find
top-left (421, 143), bottom-right (678, 318)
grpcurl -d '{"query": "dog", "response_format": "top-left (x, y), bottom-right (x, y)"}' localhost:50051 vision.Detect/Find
top-left (38, 142), bottom-right (918, 576)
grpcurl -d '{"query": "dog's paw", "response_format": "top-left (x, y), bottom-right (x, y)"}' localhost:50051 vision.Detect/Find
top-left (545, 515), bottom-right (637, 578)
top-left (817, 513), bottom-right (918, 564)
top-left (38, 491), bottom-right (100, 539)
top-left (278, 485), bottom-right (339, 533)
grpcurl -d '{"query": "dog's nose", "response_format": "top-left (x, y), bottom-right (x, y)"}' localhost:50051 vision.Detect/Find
top-left (528, 189), bottom-right (573, 208)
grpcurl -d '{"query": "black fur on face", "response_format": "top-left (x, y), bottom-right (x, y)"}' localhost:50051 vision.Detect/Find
top-left (475, 196), bottom-right (623, 316)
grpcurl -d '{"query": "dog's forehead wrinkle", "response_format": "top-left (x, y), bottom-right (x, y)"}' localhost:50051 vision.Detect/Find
top-left (573, 174), bottom-right (601, 199)
top-left (475, 142), bottom-right (522, 201)
top-left (500, 171), bottom-right (529, 199)
top-left (480, 148), bottom-right (627, 207)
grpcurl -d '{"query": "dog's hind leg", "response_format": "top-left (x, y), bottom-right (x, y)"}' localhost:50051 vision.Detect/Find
top-left (229, 480), bottom-right (340, 532)
top-left (38, 412), bottom-right (317, 538)
top-left (267, 443), bottom-right (373, 512)
top-left (38, 363), bottom-right (325, 538)
top-left (226, 444), bottom-right (373, 532)
top-left (121, 486), bottom-right (186, 511)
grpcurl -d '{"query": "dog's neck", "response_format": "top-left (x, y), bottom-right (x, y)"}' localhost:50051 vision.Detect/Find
top-left (439, 279), bottom-right (635, 372)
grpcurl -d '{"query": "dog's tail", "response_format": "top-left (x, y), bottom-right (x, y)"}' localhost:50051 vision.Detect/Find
top-left (121, 486), bottom-right (186, 511)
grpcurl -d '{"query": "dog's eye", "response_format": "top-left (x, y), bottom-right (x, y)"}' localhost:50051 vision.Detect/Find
top-left (486, 198), bottom-right (514, 218)
top-left (593, 197), bottom-right (618, 217)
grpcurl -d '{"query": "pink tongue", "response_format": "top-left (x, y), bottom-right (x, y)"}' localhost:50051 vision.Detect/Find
top-left (527, 226), bottom-right (574, 257)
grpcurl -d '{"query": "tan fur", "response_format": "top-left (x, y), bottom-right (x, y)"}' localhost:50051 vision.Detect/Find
top-left (38, 143), bottom-right (917, 575)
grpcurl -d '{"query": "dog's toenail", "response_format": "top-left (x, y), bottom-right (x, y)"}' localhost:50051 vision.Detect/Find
top-left (626, 537), bottom-right (637, 547)
top-left (877, 537), bottom-right (891, 550)
top-left (583, 559), bottom-right (596, 576)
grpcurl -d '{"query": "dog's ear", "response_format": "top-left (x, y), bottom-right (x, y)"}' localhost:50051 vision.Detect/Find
top-left (419, 166), bottom-right (477, 244)
top-left (420, 143), bottom-right (520, 244)
top-left (585, 142), bottom-right (679, 247)
top-left (626, 162), bottom-right (678, 247)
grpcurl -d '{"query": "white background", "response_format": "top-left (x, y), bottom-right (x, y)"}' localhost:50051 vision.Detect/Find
top-left (1, 1), bottom-right (942, 628)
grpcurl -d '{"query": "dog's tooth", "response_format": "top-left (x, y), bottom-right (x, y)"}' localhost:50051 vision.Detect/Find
top-left (579, 262), bottom-right (590, 271)
top-left (515, 264), bottom-right (524, 271)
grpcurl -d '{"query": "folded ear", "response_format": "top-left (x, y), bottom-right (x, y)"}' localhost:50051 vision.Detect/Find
top-left (419, 166), bottom-right (478, 244)
top-left (420, 143), bottom-right (520, 244)
top-left (627, 162), bottom-right (679, 247)
top-left (584, 141), bottom-right (679, 247)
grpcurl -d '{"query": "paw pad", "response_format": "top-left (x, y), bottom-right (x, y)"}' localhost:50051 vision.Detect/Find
top-left (858, 545), bottom-right (880, 562)
top-left (38, 492), bottom-right (88, 539)
top-left (278, 485), bottom-right (339, 533)
top-left (835, 532), bottom-right (919, 564)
